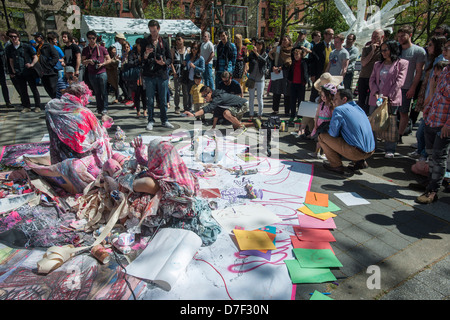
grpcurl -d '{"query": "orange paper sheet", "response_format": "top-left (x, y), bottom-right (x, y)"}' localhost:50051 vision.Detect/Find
top-left (305, 191), bottom-right (329, 207)
top-left (233, 229), bottom-right (277, 251)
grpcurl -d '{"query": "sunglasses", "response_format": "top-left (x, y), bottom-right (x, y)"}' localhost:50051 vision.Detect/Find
top-left (9, 35), bottom-right (18, 39)
top-left (88, 37), bottom-right (96, 40)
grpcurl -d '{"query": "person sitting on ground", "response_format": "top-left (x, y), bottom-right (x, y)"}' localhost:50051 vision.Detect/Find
top-left (24, 82), bottom-right (122, 194)
top-left (318, 88), bottom-right (375, 174)
top-left (183, 86), bottom-right (248, 131)
top-left (129, 136), bottom-right (221, 246)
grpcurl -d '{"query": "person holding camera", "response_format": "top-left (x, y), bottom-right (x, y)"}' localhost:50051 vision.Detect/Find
top-left (141, 20), bottom-right (174, 131)
top-left (81, 30), bottom-right (111, 115)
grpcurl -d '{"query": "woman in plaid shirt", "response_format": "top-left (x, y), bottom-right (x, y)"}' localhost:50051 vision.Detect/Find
top-left (415, 40), bottom-right (450, 204)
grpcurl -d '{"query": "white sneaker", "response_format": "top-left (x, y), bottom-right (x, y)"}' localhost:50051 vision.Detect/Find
top-left (385, 152), bottom-right (395, 158)
top-left (146, 122), bottom-right (154, 131)
top-left (21, 107), bottom-right (31, 113)
top-left (162, 121), bottom-right (174, 129)
top-left (318, 153), bottom-right (327, 160)
top-left (408, 150), bottom-right (420, 158)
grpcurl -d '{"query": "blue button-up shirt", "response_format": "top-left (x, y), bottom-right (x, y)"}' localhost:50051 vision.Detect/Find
top-left (328, 101), bottom-right (375, 153)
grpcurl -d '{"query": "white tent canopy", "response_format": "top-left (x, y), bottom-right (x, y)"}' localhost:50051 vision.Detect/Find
top-left (80, 15), bottom-right (202, 46)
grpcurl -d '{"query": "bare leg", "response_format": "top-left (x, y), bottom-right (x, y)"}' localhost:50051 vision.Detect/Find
top-left (223, 110), bottom-right (242, 129)
top-left (133, 177), bottom-right (160, 195)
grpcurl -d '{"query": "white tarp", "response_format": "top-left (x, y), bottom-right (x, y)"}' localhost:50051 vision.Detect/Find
top-left (80, 15), bottom-right (202, 46)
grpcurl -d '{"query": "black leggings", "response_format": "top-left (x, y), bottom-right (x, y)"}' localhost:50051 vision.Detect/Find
top-left (134, 85), bottom-right (146, 113)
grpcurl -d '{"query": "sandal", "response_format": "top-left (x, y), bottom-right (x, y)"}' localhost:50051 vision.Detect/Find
top-left (37, 244), bottom-right (77, 274)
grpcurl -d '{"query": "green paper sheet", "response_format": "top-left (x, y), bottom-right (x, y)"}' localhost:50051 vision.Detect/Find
top-left (293, 248), bottom-right (343, 268)
top-left (310, 290), bottom-right (334, 300)
top-left (284, 259), bottom-right (337, 284)
top-left (304, 200), bottom-right (341, 214)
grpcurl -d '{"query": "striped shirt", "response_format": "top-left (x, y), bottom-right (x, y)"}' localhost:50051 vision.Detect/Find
top-left (424, 66), bottom-right (450, 128)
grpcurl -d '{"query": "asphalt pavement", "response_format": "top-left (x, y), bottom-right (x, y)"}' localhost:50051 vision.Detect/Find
top-left (0, 80), bottom-right (449, 300)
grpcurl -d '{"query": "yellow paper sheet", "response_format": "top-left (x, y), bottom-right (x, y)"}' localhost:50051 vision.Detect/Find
top-left (297, 206), bottom-right (337, 221)
top-left (233, 229), bottom-right (277, 251)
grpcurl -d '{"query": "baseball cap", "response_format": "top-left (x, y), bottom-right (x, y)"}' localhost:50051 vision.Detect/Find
top-left (65, 66), bottom-right (75, 73)
top-left (33, 32), bottom-right (44, 39)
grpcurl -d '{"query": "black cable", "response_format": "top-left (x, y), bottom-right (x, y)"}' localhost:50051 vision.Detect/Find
top-left (112, 249), bottom-right (137, 300)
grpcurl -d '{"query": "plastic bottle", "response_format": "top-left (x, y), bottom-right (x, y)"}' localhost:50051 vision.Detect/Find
top-left (376, 94), bottom-right (384, 107)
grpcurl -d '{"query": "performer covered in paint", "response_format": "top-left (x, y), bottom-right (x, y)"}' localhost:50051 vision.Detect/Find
top-left (25, 82), bottom-right (124, 194)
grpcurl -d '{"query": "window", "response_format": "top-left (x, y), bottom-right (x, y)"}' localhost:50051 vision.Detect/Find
top-left (184, 3), bottom-right (190, 17)
top-left (92, 0), bottom-right (101, 8)
top-left (11, 12), bottom-right (26, 29)
top-left (45, 15), bottom-right (57, 30)
top-left (260, 27), bottom-right (265, 37)
top-left (195, 5), bottom-right (201, 18)
top-left (122, 0), bottom-right (130, 12)
top-left (261, 8), bottom-right (266, 18)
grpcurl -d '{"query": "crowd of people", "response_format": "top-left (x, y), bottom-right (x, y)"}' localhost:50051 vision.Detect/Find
top-left (0, 22), bottom-right (449, 205)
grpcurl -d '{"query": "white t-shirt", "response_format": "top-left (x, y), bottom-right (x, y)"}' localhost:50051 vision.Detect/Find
top-left (200, 41), bottom-right (214, 65)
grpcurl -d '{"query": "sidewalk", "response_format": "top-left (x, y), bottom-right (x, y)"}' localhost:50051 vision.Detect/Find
top-left (1, 83), bottom-right (449, 300)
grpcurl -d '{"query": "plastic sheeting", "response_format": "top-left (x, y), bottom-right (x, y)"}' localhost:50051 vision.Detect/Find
top-left (80, 15), bottom-right (202, 47)
top-left (334, 0), bottom-right (410, 48)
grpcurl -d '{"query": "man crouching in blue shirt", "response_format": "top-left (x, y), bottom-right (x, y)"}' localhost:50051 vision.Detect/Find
top-left (318, 88), bottom-right (375, 174)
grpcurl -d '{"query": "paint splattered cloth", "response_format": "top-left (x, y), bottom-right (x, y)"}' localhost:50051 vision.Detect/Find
top-left (25, 86), bottom-right (117, 194)
top-left (133, 138), bottom-right (221, 245)
top-left (134, 138), bottom-right (199, 220)
top-left (45, 91), bottom-right (113, 165)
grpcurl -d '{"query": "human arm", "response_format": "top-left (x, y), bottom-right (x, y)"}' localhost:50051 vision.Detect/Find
top-left (406, 61), bottom-right (425, 99)
top-left (130, 136), bottom-right (149, 167)
top-left (75, 52), bottom-right (81, 76)
top-left (361, 44), bottom-right (378, 67)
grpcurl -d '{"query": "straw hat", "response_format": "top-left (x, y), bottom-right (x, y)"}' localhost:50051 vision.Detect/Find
top-left (115, 33), bottom-right (126, 40)
top-left (314, 73), bottom-right (343, 91)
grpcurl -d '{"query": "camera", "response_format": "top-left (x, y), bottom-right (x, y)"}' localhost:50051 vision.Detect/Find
top-left (92, 60), bottom-right (101, 69)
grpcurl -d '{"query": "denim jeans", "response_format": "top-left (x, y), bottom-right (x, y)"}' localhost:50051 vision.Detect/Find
top-left (248, 81), bottom-right (265, 117)
top-left (144, 76), bottom-right (168, 124)
top-left (416, 119), bottom-right (428, 158)
top-left (424, 125), bottom-right (450, 192)
top-left (203, 63), bottom-right (215, 90)
top-left (88, 72), bottom-right (108, 113)
top-left (173, 76), bottom-right (189, 110)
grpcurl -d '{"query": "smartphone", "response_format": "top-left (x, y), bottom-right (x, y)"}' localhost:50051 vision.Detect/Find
top-left (247, 44), bottom-right (253, 51)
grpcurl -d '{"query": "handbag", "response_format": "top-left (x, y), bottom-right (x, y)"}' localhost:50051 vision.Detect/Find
top-left (180, 65), bottom-right (190, 85)
top-left (245, 78), bottom-right (255, 89)
top-left (121, 63), bottom-right (140, 82)
top-left (369, 97), bottom-right (390, 132)
top-left (30, 61), bottom-right (44, 78)
top-left (376, 114), bottom-right (399, 143)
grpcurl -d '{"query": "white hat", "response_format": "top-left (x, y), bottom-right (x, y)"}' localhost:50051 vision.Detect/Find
top-left (115, 33), bottom-right (126, 40)
top-left (314, 73), bottom-right (343, 92)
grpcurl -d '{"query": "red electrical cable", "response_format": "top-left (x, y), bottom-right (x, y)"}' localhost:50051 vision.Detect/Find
top-left (193, 253), bottom-right (234, 300)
